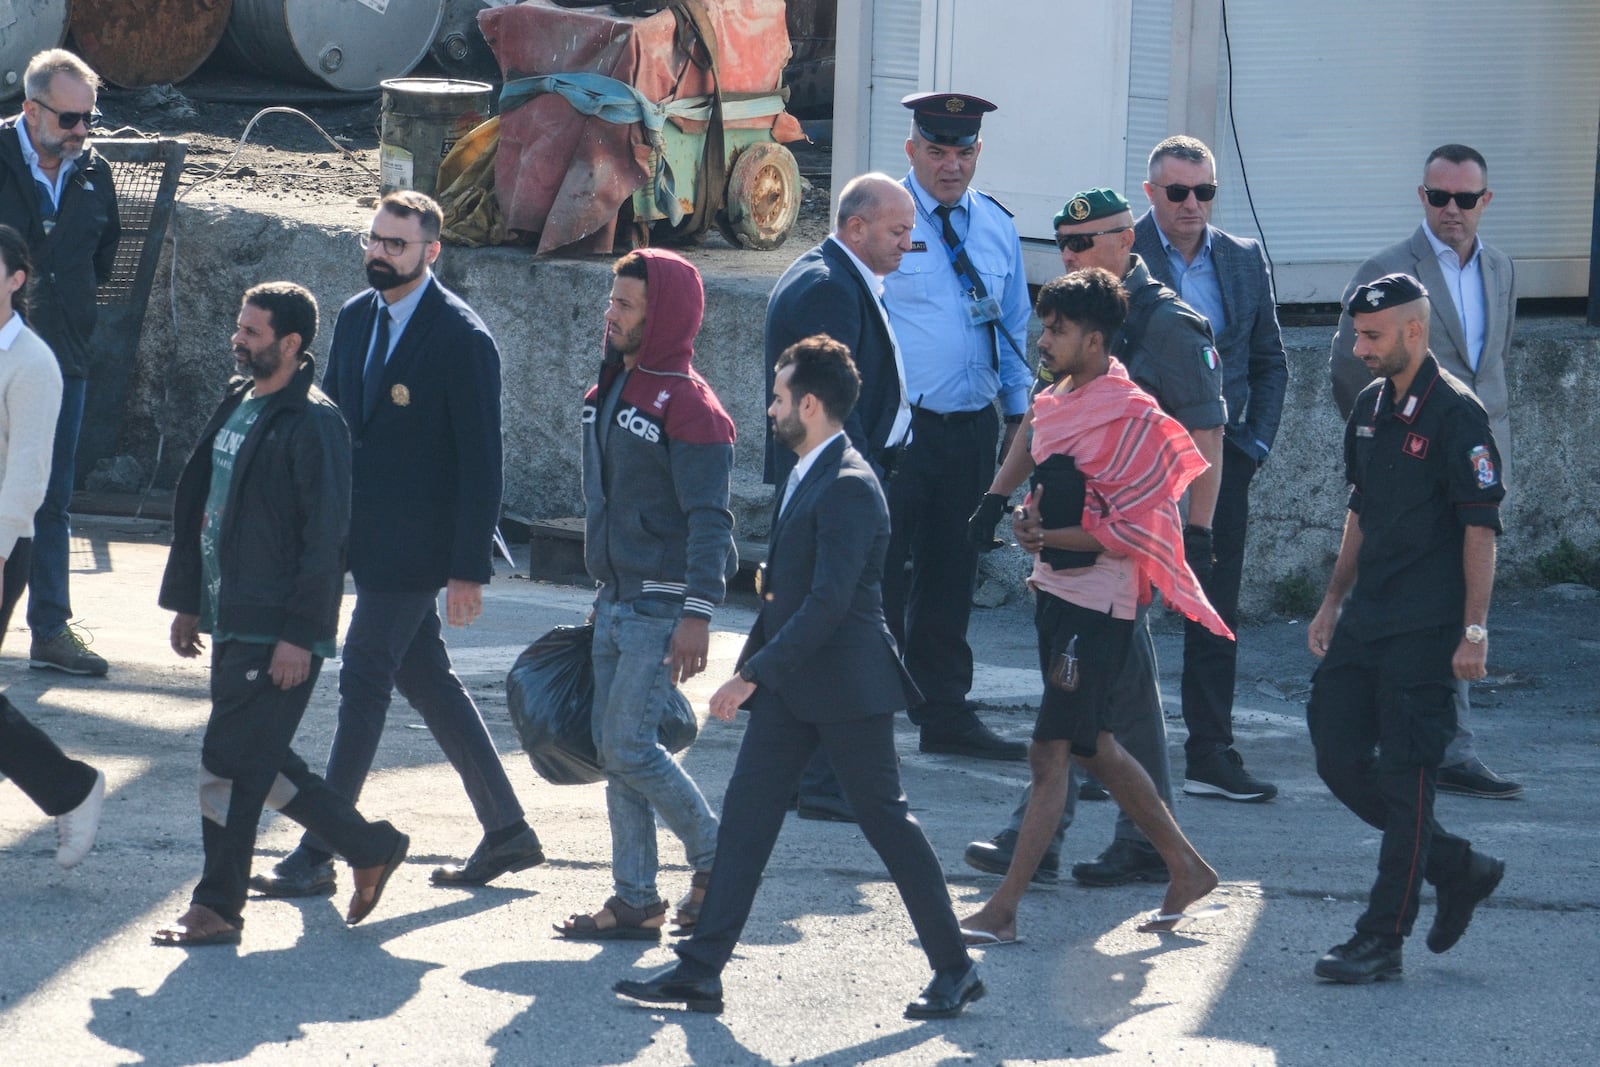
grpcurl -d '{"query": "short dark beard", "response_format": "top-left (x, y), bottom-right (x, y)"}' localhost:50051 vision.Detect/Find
top-left (366, 258), bottom-right (423, 293)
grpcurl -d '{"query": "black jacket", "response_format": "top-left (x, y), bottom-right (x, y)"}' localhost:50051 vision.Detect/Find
top-left (0, 118), bottom-right (121, 379)
top-left (159, 357), bottom-right (352, 651)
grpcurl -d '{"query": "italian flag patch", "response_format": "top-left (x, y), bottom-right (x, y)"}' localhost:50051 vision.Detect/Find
top-left (1202, 345), bottom-right (1219, 370)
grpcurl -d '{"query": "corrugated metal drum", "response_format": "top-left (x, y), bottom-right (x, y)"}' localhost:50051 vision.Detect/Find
top-left (70, 0), bottom-right (234, 89)
top-left (221, 0), bottom-right (445, 92)
top-left (0, 0), bottom-right (71, 100)
top-left (430, 0), bottom-right (499, 82)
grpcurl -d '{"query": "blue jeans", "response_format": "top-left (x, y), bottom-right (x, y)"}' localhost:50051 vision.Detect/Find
top-left (300, 585), bottom-right (524, 856)
top-left (28, 375), bottom-right (85, 639)
top-left (591, 594), bottom-right (719, 909)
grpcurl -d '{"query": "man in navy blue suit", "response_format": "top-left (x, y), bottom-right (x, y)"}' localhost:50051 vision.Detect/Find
top-left (251, 192), bottom-right (543, 898)
top-left (614, 335), bottom-right (982, 1020)
top-left (762, 172), bottom-right (916, 822)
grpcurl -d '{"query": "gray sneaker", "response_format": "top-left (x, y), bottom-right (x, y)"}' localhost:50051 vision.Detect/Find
top-left (30, 626), bottom-right (109, 677)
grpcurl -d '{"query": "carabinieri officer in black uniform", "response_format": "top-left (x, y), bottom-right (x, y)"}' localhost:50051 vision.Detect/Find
top-left (1305, 273), bottom-right (1508, 984)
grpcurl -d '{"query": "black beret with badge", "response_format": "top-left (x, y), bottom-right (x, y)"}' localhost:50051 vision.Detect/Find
top-left (901, 91), bottom-right (996, 146)
top-left (1347, 272), bottom-right (1429, 316)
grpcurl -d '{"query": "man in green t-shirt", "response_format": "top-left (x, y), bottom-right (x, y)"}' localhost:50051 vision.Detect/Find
top-left (152, 282), bottom-right (408, 947)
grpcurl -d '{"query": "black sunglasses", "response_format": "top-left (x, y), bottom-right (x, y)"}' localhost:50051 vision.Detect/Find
top-left (34, 99), bottom-right (103, 130)
top-left (1423, 187), bottom-right (1486, 210)
top-left (1056, 226), bottom-right (1130, 253)
top-left (1152, 182), bottom-right (1217, 203)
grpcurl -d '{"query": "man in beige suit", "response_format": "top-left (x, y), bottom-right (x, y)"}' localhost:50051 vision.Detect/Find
top-left (1329, 143), bottom-right (1521, 800)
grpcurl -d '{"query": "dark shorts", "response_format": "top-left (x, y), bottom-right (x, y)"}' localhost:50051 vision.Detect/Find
top-left (1033, 592), bottom-right (1135, 757)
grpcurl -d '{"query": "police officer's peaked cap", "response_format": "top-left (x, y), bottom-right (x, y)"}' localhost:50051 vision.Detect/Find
top-left (1348, 273), bottom-right (1429, 316)
top-left (1053, 188), bottom-right (1130, 228)
top-left (902, 92), bottom-right (996, 146)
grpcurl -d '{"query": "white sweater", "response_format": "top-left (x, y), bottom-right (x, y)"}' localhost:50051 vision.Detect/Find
top-left (0, 312), bottom-right (64, 560)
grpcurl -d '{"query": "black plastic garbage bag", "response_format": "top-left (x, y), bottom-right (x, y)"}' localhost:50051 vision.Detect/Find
top-left (506, 624), bottom-right (700, 786)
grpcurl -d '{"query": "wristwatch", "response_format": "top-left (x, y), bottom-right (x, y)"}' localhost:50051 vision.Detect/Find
top-left (1463, 624), bottom-right (1488, 644)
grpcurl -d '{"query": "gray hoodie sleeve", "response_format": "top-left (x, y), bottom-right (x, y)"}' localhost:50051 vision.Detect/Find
top-left (669, 438), bottom-right (736, 619)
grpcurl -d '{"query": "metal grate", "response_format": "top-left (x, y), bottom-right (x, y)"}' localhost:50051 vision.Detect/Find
top-left (92, 139), bottom-right (188, 307)
top-left (76, 138), bottom-right (188, 485)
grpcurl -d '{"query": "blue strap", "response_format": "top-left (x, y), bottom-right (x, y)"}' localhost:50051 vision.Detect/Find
top-left (501, 73), bottom-right (686, 224)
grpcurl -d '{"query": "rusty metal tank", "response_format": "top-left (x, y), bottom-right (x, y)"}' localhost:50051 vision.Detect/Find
top-left (69, 0), bottom-right (234, 89)
top-left (0, 0), bottom-right (71, 101)
top-left (219, 0), bottom-right (445, 93)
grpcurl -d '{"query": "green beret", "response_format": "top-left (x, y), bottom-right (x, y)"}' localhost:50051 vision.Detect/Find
top-left (1053, 188), bottom-right (1130, 227)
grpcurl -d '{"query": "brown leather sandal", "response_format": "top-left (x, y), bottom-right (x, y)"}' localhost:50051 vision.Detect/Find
top-left (670, 869), bottom-right (713, 936)
top-left (554, 895), bottom-right (666, 941)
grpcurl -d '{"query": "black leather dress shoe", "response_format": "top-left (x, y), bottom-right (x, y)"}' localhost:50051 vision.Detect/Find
top-left (614, 963), bottom-right (724, 1013)
top-left (1437, 759), bottom-right (1523, 799)
top-left (904, 964), bottom-right (985, 1019)
top-left (796, 793), bottom-right (857, 823)
top-left (249, 848), bottom-right (336, 898)
top-left (1428, 852), bottom-right (1505, 953)
top-left (919, 717), bottom-right (1026, 761)
top-left (1071, 839), bottom-right (1169, 887)
top-left (431, 827), bottom-right (546, 886)
top-left (963, 830), bottom-right (1059, 885)
top-left (1314, 934), bottom-right (1403, 983)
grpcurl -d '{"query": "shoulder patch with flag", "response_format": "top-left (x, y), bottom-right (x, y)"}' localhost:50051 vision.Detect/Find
top-left (1469, 444), bottom-right (1497, 488)
top-left (1201, 345), bottom-right (1218, 370)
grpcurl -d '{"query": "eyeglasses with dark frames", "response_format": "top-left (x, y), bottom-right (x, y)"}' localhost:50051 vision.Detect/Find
top-left (1423, 187), bottom-right (1486, 210)
top-left (33, 99), bottom-right (103, 130)
top-left (358, 232), bottom-right (426, 256)
top-left (1152, 182), bottom-right (1217, 203)
top-left (1056, 226), bottom-right (1131, 253)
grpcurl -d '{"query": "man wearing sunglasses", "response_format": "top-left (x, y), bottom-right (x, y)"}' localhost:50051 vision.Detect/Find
top-left (1133, 136), bottom-right (1288, 807)
top-left (0, 49), bottom-right (120, 678)
top-left (1328, 144), bottom-right (1521, 801)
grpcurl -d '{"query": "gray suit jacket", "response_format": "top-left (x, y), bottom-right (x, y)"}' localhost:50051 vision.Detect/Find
top-left (1134, 213), bottom-right (1288, 461)
top-left (1329, 225), bottom-right (1516, 468)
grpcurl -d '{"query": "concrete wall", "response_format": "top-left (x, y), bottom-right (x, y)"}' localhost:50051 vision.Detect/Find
top-left (118, 200), bottom-right (1600, 616)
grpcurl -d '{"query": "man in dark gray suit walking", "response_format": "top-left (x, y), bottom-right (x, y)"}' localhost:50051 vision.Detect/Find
top-left (613, 335), bottom-right (982, 1020)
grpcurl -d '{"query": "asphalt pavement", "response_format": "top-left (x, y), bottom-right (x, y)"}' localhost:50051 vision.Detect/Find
top-left (2, 517), bottom-right (1596, 1066)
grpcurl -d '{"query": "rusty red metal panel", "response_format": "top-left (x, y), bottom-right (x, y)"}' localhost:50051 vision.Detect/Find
top-left (70, 0), bottom-right (234, 88)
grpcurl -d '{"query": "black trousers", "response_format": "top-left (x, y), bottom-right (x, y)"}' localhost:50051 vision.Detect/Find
top-left (1180, 441), bottom-right (1254, 759)
top-left (1307, 622), bottom-right (1473, 939)
top-left (881, 406), bottom-right (998, 724)
top-left (0, 540), bottom-right (98, 815)
top-left (196, 640), bottom-right (399, 927)
top-left (675, 700), bottom-right (970, 979)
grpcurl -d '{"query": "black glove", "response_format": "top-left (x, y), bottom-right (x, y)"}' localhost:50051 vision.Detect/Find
top-left (967, 492), bottom-right (1009, 553)
top-left (1183, 524), bottom-right (1215, 587)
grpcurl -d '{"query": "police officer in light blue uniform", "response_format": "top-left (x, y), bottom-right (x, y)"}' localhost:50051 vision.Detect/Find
top-left (881, 92), bottom-right (1032, 761)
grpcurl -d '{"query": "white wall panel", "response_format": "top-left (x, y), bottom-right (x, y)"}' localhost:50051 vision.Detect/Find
top-left (1210, 0), bottom-right (1600, 300)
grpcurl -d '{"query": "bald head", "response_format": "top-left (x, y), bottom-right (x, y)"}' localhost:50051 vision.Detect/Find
top-left (835, 174), bottom-right (909, 232)
top-left (834, 173), bottom-right (915, 277)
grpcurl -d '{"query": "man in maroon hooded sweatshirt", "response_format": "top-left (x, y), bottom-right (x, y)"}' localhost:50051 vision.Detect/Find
top-left (557, 249), bottom-right (735, 941)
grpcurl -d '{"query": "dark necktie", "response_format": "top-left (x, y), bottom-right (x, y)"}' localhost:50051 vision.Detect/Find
top-left (933, 204), bottom-right (997, 369)
top-left (35, 179), bottom-right (58, 234)
top-left (362, 306), bottom-right (391, 421)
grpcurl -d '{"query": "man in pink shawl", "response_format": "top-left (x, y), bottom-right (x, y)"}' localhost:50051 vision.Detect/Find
top-left (960, 269), bottom-right (1222, 944)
